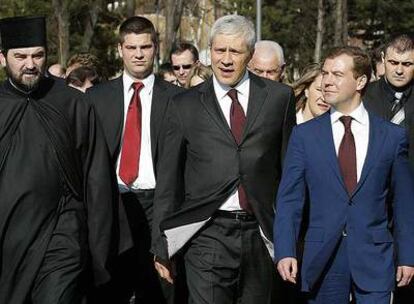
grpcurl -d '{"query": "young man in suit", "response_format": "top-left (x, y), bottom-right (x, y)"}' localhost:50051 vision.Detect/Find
top-left (86, 16), bottom-right (182, 304)
top-left (275, 46), bottom-right (414, 304)
top-left (364, 35), bottom-right (414, 170)
top-left (153, 14), bottom-right (296, 304)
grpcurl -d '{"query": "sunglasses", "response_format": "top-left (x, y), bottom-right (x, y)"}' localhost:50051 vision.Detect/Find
top-left (172, 64), bottom-right (193, 71)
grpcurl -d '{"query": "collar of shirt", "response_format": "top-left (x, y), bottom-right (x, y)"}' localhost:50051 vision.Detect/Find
top-left (330, 102), bottom-right (369, 127)
top-left (212, 70), bottom-right (250, 101)
top-left (382, 76), bottom-right (413, 102)
top-left (296, 109), bottom-right (305, 125)
top-left (122, 71), bottom-right (155, 97)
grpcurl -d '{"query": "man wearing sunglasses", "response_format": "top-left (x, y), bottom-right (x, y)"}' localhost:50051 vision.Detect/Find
top-left (170, 42), bottom-right (199, 87)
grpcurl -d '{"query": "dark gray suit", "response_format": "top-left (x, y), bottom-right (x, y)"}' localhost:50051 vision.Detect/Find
top-left (152, 73), bottom-right (296, 303)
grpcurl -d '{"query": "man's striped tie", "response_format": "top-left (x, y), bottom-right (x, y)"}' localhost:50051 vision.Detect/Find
top-left (391, 92), bottom-right (404, 125)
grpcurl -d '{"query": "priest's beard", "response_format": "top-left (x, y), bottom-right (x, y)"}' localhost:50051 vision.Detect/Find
top-left (6, 62), bottom-right (45, 92)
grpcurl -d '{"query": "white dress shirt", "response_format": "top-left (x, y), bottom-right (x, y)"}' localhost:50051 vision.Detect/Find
top-left (117, 72), bottom-right (156, 191)
top-left (330, 102), bottom-right (370, 181)
top-left (213, 71), bottom-right (250, 211)
top-left (296, 110), bottom-right (305, 125)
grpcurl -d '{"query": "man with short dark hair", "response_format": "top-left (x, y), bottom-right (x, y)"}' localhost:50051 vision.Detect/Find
top-left (86, 16), bottom-right (183, 304)
top-left (364, 34), bottom-right (414, 304)
top-left (364, 34), bottom-right (414, 168)
top-left (275, 46), bottom-right (414, 304)
top-left (170, 42), bottom-right (199, 87)
top-left (0, 15), bottom-right (115, 304)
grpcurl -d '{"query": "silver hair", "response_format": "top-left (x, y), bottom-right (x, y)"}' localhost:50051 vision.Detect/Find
top-left (255, 40), bottom-right (285, 65)
top-left (209, 14), bottom-right (256, 52)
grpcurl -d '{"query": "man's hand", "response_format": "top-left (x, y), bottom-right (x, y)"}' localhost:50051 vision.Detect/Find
top-left (396, 266), bottom-right (414, 287)
top-left (277, 257), bottom-right (298, 284)
top-left (154, 257), bottom-right (175, 284)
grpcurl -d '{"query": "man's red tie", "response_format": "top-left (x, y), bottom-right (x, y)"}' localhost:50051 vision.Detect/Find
top-left (338, 116), bottom-right (357, 195)
top-left (119, 82), bottom-right (144, 185)
top-left (228, 89), bottom-right (252, 212)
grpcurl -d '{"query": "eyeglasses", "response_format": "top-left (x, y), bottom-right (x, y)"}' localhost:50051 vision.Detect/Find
top-left (172, 64), bottom-right (193, 71)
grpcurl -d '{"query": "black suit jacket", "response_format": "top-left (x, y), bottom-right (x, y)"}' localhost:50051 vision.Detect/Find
top-left (364, 77), bottom-right (414, 169)
top-left (86, 75), bottom-right (183, 169)
top-left (85, 75), bottom-right (183, 254)
top-left (152, 73), bottom-right (296, 260)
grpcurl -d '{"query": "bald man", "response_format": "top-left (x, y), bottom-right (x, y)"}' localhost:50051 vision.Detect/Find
top-left (248, 40), bottom-right (286, 82)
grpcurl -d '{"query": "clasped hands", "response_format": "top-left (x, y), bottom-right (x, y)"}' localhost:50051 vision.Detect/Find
top-left (277, 257), bottom-right (414, 287)
top-left (154, 256), bottom-right (175, 284)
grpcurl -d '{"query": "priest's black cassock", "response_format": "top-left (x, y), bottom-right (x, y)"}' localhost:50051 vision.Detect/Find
top-left (0, 78), bottom-right (116, 304)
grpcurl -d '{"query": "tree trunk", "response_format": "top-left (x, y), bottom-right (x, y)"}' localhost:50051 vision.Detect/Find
top-left (163, 0), bottom-right (184, 62)
top-left (334, 0), bottom-right (348, 46)
top-left (53, 0), bottom-right (70, 66)
top-left (125, 0), bottom-right (136, 17)
top-left (334, 0), bottom-right (342, 46)
top-left (342, 0), bottom-right (348, 45)
top-left (80, 0), bottom-right (103, 52)
top-left (314, 0), bottom-right (324, 63)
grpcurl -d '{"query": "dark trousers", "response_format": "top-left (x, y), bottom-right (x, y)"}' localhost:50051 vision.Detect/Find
top-left (184, 212), bottom-right (277, 304)
top-left (307, 237), bottom-right (391, 304)
top-left (89, 190), bottom-right (178, 304)
top-left (394, 285), bottom-right (414, 304)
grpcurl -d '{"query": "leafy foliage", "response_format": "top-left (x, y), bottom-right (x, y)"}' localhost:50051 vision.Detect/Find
top-left (1, 0), bottom-right (413, 81)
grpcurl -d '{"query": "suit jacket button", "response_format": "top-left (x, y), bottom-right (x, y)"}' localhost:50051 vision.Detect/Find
top-left (237, 147), bottom-right (242, 152)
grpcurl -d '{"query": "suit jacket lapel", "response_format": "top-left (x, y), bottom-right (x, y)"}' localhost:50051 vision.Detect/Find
top-left (109, 77), bottom-right (125, 159)
top-left (240, 73), bottom-right (268, 143)
top-left (317, 112), bottom-right (348, 194)
top-left (351, 113), bottom-right (385, 197)
top-left (150, 77), bottom-right (169, 160)
top-left (199, 78), bottom-right (235, 143)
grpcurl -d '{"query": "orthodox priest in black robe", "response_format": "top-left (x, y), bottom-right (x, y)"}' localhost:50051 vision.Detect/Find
top-left (0, 16), bottom-right (117, 303)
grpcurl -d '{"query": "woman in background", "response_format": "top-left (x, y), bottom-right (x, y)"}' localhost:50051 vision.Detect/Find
top-left (293, 63), bottom-right (330, 124)
top-left (185, 64), bottom-right (212, 88)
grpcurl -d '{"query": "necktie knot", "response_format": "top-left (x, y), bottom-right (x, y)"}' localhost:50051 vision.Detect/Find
top-left (227, 88), bottom-right (238, 103)
top-left (339, 116), bottom-right (353, 131)
top-left (395, 92), bottom-right (403, 101)
top-left (133, 81), bottom-right (144, 93)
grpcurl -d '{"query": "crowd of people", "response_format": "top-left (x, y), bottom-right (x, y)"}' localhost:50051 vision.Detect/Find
top-left (0, 12), bottom-right (414, 304)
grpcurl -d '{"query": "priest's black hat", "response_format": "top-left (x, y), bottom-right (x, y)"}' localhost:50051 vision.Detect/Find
top-left (0, 16), bottom-right (46, 50)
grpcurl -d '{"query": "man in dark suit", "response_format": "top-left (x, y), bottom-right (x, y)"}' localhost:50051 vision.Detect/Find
top-left (364, 35), bottom-right (414, 304)
top-left (364, 34), bottom-right (414, 169)
top-left (153, 14), bottom-right (296, 304)
top-left (86, 16), bottom-right (182, 304)
top-left (275, 46), bottom-right (414, 304)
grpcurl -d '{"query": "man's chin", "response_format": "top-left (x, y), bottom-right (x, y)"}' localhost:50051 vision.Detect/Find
top-left (13, 76), bottom-right (42, 92)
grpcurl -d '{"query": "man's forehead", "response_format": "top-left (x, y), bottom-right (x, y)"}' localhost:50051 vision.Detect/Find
top-left (171, 50), bottom-right (195, 62)
top-left (121, 33), bottom-right (153, 45)
top-left (385, 48), bottom-right (414, 61)
top-left (8, 46), bottom-right (46, 55)
top-left (323, 54), bottom-right (353, 70)
top-left (252, 51), bottom-right (280, 67)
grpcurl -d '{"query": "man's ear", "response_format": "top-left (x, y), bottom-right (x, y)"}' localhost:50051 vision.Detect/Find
top-left (0, 51), bottom-right (7, 67)
top-left (381, 51), bottom-right (385, 64)
top-left (117, 43), bottom-right (123, 59)
top-left (356, 74), bottom-right (368, 91)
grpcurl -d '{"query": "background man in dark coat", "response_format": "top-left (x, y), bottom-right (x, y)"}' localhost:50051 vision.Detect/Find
top-left (0, 15), bottom-right (115, 304)
top-left (153, 14), bottom-right (296, 304)
top-left (86, 16), bottom-right (183, 304)
top-left (364, 34), bottom-right (414, 304)
top-left (364, 34), bottom-right (414, 169)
